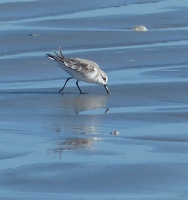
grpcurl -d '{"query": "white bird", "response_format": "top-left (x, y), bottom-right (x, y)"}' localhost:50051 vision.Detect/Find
top-left (46, 48), bottom-right (110, 94)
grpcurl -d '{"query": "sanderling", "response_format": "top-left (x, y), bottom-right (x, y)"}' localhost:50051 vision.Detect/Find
top-left (46, 48), bottom-right (110, 94)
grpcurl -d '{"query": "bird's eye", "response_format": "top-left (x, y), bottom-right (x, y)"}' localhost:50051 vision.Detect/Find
top-left (102, 76), bottom-right (106, 81)
top-left (101, 73), bottom-right (107, 82)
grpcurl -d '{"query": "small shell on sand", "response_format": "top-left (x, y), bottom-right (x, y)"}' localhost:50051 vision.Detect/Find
top-left (110, 131), bottom-right (119, 136)
top-left (133, 25), bottom-right (148, 31)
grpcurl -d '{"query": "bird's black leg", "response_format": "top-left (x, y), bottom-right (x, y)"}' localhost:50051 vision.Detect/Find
top-left (76, 80), bottom-right (85, 94)
top-left (59, 77), bottom-right (72, 93)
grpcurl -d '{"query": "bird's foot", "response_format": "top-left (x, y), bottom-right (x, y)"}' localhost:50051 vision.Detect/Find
top-left (80, 92), bottom-right (88, 94)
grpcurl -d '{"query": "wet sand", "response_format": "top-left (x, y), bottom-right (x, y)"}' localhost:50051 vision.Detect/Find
top-left (1, 0), bottom-right (188, 199)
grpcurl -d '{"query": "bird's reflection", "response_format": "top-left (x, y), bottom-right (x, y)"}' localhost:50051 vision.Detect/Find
top-left (48, 94), bottom-right (109, 159)
top-left (60, 94), bottom-right (108, 114)
top-left (48, 137), bottom-right (102, 160)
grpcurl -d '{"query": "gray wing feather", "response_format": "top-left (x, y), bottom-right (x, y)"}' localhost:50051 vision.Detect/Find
top-left (48, 48), bottom-right (98, 76)
top-left (64, 58), bottom-right (98, 76)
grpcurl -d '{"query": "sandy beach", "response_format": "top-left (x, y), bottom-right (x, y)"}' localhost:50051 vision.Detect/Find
top-left (1, 0), bottom-right (188, 199)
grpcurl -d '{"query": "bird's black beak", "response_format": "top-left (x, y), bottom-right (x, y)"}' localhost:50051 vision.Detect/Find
top-left (104, 84), bottom-right (110, 95)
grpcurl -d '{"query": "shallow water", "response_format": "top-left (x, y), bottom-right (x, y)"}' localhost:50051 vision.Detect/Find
top-left (1, 0), bottom-right (188, 199)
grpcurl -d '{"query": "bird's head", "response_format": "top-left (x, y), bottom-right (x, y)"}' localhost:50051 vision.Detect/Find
top-left (98, 71), bottom-right (110, 94)
top-left (99, 71), bottom-right (108, 85)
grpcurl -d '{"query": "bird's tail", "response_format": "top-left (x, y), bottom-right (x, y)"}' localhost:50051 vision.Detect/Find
top-left (46, 53), bottom-right (56, 60)
top-left (46, 47), bottom-right (66, 62)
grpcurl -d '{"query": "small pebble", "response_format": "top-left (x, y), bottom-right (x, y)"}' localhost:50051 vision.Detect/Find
top-left (133, 25), bottom-right (148, 31)
top-left (110, 131), bottom-right (119, 136)
top-left (29, 33), bottom-right (40, 37)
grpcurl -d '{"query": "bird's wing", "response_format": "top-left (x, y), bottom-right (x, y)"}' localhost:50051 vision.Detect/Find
top-left (47, 48), bottom-right (99, 77)
top-left (63, 58), bottom-right (98, 76)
